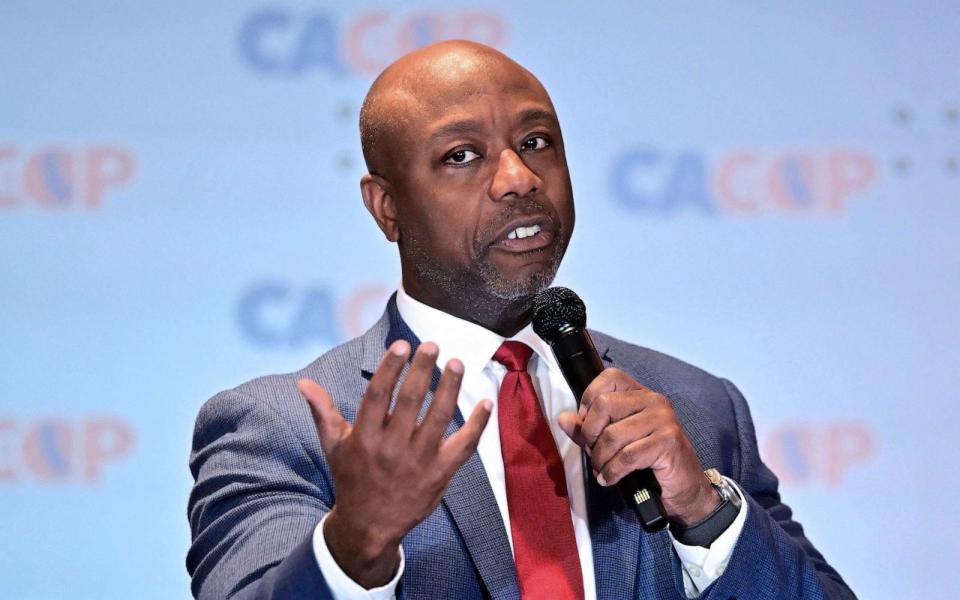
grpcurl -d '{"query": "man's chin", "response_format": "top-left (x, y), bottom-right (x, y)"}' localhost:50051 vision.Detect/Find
top-left (478, 263), bottom-right (558, 301)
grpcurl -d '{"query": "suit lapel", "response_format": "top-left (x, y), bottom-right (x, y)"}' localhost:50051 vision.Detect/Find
top-left (591, 337), bottom-right (691, 600)
top-left (441, 414), bottom-right (521, 600)
top-left (361, 295), bottom-right (520, 600)
top-left (587, 342), bottom-right (642, 598)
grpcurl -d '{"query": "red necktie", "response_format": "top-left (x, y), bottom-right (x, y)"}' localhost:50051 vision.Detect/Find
top-left (494, 341), bottom-right (585, 600)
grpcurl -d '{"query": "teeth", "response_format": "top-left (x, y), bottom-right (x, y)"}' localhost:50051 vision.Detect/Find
top-left (506, 224), bottom-right (542, 240)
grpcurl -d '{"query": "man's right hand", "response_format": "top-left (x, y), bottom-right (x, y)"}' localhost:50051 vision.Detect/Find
top-left (297, 340), bottom-right (492, 589)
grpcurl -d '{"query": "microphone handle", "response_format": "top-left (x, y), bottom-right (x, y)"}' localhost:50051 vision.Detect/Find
top-left (549, 329), bottom-right (669, 533)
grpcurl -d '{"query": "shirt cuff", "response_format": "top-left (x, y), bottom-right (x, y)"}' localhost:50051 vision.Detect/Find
top-left (312, 513), bottom-right (404, 600)
top-left (669, 476), bottom-right (748, 598)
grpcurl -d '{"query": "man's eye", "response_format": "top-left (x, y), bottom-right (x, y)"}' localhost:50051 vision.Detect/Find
top-left (444, 149), bottom-right (480, 165)
top-left (521, 135), bottom-right (550, 151)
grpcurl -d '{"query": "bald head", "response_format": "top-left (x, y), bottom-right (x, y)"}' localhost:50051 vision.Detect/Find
top-left (355, 40), bottom-right (574, 335)
top-left (358, 40), bottom-right (551, 177)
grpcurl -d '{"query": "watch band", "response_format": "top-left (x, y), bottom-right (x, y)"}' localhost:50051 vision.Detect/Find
top-left (669, 469), bottom-right (742, 548)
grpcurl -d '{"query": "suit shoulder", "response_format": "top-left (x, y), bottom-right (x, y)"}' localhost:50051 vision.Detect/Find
top-left (196, 335), bottom-right (369, 433)
top-left (589, 329), bottom-right (733, 408)
top-left (591, 330), bottom-right (723, 384)
top-left (242, 335), bottom-right (365, 397)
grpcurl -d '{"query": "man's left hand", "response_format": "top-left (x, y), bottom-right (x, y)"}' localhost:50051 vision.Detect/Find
top-left (557, 368), bottom-right (720, 526)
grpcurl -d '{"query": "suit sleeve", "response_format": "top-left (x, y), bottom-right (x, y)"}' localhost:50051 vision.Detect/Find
top-left (694, 379), bottom-right (857, 600)
top-left (187, 388), bottom-right (336, 600)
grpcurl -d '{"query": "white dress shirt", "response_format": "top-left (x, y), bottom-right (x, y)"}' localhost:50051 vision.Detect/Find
top-left (312, 287), bottom-right (748, 599)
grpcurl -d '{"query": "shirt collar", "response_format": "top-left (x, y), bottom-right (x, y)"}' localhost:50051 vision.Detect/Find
top-left (395, 286), bottom-right (561, 375)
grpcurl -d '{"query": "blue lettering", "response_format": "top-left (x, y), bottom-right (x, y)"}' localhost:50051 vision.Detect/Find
top-left (238, 9), bottom-right (290, 73)
top-left (236, 283), bottom-right (288, 346)
top-left (290, 287), bottom-right (339, 346)
top-left (41, 152), bottom-right (71, 204)
top-left (612, 148), bottom-right (714, 214)
top-left (667, 152), bottom-right (714, 214)
top-left (406, 15), bottom-right (440, 50)
top-left (292, 14), bottom-right (345, 75)
top-left (781, 156), bottom-right (814, 209)
top-left (782, 430), bottom-right (811, 480)
top-left (237, 283), bottom-right (341, 347)
top-left (38, 423), bottom-right (71, 477)
top-left (611, 147), bottom-right (666, 212)
top-left (238, 10), bottom-right (345, 76)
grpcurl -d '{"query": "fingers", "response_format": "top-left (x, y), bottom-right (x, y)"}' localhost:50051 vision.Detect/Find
top-left (590, 410), bottom-right (686, 486)
top-left (414, 358), bottom-right (464, 447)
top-left (588, 412), bottom-right (656, 473)
top-left (580, 368), bottom-right (648, 412)
top-left (355, 340), bottom-right (410, 433)
top-left (580, 391), bottom-right (648, 448)
top-left (298, 378), bottom-right (349, 455)
top-left (439, 399), bottom-right (492, 472)
top-left (386, 342), bottom-right (439, 441)
top-left (557, 411), bottom-right (588, 449)
top-left (595, 436), bottom-right (658, 486)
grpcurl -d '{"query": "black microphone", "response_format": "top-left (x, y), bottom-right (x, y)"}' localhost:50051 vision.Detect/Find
top-left (532, 287), bottom-right (668, 533)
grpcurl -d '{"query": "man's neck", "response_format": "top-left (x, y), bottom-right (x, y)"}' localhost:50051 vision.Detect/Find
top-left (401, 281), bottom-right (533, 338)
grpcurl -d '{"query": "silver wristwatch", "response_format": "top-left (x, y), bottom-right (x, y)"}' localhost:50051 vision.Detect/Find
top-left (669, 468), bottom-right (742, 547)
top-left (705, 468), bottom-right (742, 509)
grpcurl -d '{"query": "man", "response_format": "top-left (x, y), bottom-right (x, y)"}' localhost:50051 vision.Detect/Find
top-left (187, 41), bottom-right (855, 599)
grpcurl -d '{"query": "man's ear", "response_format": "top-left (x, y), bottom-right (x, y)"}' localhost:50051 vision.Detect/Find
top-left (360, 173), bottom-right (399, 242)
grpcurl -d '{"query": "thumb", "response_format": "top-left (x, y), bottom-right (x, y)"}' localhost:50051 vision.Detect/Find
top-left (298, 378), bottom-right (348, 453)
top-left (557, 410), bottom-right (589, 451)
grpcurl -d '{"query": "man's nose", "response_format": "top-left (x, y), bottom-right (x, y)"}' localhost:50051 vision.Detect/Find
top-left (489, 149), bottom-right (542, 201)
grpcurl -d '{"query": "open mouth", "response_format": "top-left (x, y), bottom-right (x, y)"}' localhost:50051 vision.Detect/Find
top-left (491, 218), bottom-right (555, 253)
top-left (506, 223), bottom-right (542, 240)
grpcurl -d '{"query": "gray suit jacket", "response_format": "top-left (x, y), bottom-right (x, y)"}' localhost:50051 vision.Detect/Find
top-left (187, 296), bottom-right (856, 599)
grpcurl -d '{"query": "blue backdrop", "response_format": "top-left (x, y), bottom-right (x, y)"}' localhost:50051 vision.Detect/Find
top-left (2, 2), bottom-right (958, 598)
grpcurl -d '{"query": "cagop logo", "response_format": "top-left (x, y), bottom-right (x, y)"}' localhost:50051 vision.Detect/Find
top-left (237, 281), bottom-right (391, 348)
top-left (0, 144), bottom-right (136, 210)
top-left (0, 416), bottom-right (135, 484)
top-left (611, 146), bottom-right (877, 216)
top-left (761, 420), bottom-right (876, 487)
top-left (238, 8), bottom-right (508, 77)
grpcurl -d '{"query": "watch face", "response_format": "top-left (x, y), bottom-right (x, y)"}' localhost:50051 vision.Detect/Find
top-left (704, 468), bottom-right (723, 486)
top-left (705, 468), bottom-right (742, 507)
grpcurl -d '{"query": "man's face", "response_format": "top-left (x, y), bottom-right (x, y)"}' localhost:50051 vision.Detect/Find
top-left (385, 55), bottom-right (575, 304)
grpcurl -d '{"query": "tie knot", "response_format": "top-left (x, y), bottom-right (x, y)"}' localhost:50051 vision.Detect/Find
top-left (493, 341), bottom-right (534, 372)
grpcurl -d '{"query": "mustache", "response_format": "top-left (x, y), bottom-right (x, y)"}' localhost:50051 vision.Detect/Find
top-left (474, 197), bottom-right (558, 250)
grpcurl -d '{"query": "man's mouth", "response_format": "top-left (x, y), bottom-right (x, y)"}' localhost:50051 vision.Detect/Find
top-left (506, 224), bottom-right (542, 240)
top-left (490, 217), bottom-right (555, 253)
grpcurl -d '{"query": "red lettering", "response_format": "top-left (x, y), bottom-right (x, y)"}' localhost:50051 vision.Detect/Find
top-left (340, 283), bottom-right (391, 339)
top-left (767, 153), bottom-right (816, 211)
top-left (82, 418), bottom-right (134, 482)
top-left (826, 150), bottom-right (876, 211)
top-left (0, 418), bottom-right (16, 481)
top-left (0, 145), bottom-right (17, 207)
top-left (714, 151), bottom-right (761, 214)
top-left (763, 423), bottom-right (815, 485)
top-left (395, 13), bottom-right (445, 56)
top-left (342, 11), bottom-right (390, 73)
top-left (824, 422), bottom-right (875, 485)
top-left (456, 12), bottom-right (507, 47)
top-left (23, 419), bottom-right (73, 481)
top-left (24, 147), bottom-right (74, 207)
top-left (85, 146), bottom-right (135, 208)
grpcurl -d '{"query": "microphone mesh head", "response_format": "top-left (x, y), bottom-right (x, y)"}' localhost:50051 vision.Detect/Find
top-left (532, 287), bottom-right (587, 341)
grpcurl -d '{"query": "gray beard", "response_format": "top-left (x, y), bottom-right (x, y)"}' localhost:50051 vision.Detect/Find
top-left (402, 197), bottom-right (569, 321)
top-left (406, 226), bottom-right (566, 310)
top-left (472, 242), bottom-right (564, 301)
